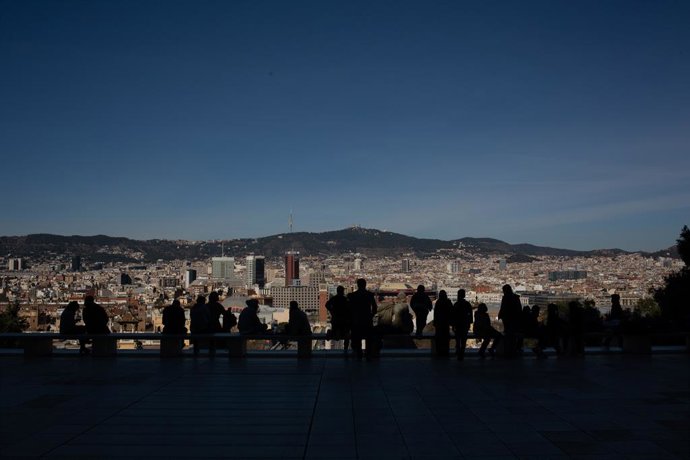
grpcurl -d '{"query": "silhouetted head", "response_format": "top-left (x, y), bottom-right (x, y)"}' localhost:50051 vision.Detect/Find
top-left (172, 299), bottom-right (180, 308)
top-left (67, 301), bottom-right (79, 311)
top-left (208, 291), bottom-right (219, 303)
top-left (336, 285), bottom-right (345, 295)
top-left (246, 299), bottom-right (259, 310)
top-left (531, 305), bottom-right (540, 315)
top-left (417, 285), bottom-right (425, 293)
top-left (611, 294), bottom-right (620, 306)
top-left (457, 289), bottom-right (466, 299)
top-left (477, 303), bottom-right (488, 313)
top-left (547, 303), bottom-right (558, 315)
top-left (289, 300), bottom-right (298, 310)
top-left (438, 290), bottom-right (447, 300)
top-left (356, 278), bottom-right (366, 290)
top-left (502, 284), bottom-right (513, 295)
top-left (196, 295), bottom-right (206, 305)
top-left (84, 295), bottom-right (95, 306)
top-left (523, 306), bottom-right (531, 314)
top-left (569, 300), bottom-right (581, 312)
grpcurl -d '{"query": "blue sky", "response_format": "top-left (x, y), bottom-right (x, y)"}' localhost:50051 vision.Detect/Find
top-left (1, 0), bottom-right (689, 251)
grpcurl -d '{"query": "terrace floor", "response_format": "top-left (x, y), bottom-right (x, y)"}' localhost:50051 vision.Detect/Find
top-left (1, 354), bottom-right (688, 459)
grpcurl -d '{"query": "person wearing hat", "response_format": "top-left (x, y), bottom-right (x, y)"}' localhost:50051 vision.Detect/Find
top-left (238, 299), bottom-right (268, 335)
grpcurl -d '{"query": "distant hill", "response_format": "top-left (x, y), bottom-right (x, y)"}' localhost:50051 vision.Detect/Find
top-left (0, 227), bottom-right (670, 264)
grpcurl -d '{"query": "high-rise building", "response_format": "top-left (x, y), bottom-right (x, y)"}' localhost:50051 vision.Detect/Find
top-left (71, 256), bottom-right (81, 272)
top-left (184, 269), bottom-right (197, 288)
top-left (354, 258), bottom-right (362, 271)
top-left (246, 255), bottom-right (265, 288)
top-left (7, 258), bottom-right (23, 271)
top-left (211, 257), bottom-right (234, 279)
top-left (285, 251), bottom-right (300, 287)
top-left (448, 260), bottom-right (461, 274)
top-left (402, 258), bottom-right (411, 273)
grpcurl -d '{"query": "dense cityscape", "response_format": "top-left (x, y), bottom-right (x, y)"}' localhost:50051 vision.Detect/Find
top-left (1, 228), bottom-right (680, 339)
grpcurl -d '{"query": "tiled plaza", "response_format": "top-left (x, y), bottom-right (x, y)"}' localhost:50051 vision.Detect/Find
top-left (1, 354), bottom-right (688, 459)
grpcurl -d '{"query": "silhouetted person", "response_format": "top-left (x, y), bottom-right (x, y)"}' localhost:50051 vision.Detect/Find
top-left (288, 301), bottom-right (312, 336)
top-left (207, 291), bottom-right (224, 332)
top-left (410, 285), bottom-right (432, 337)
top-left (348, 278), bottom-right (377, 360)
top-left (326, 285), bottom-right (351, 354)
top-left (60, 301), bottom-right (88, 354)
top-left (83, 295), bottom-right (110, 334)
top-left (163, 299), bottom-right (187, 334)
top-left (190, 295), bottom-right (211, 355)
top-left (498, 284), bottom-right (521, 357)
top-left (452, 289), bottom-right (473, 360)
top-left (474, 303), bottom-right (502, 359)
top-left (609, 294), bottom-right (623, 321)
top-left (206, 291), bottom-right (226, 354)
top-left (433, 290), bottom-right (452, 357)
top-left (162, 299), bottom-right (187, 350)
top-left (238, 299), bottom-right (268, 335)
top-left (222, 308), bottom-right (238, 332)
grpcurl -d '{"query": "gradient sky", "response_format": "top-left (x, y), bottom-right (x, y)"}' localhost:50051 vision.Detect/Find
top-left (1, 0), bottom-right (689, 251)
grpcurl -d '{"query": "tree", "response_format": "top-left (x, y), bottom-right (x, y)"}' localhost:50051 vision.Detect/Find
top-left (635, 297), bottom-right (660, 318)
top-left (654, 226), bottom-right (690, 326)
top-left (0, 301), bottom-right (28, 333)
top-left (0, 302), bottom-right (29, 347)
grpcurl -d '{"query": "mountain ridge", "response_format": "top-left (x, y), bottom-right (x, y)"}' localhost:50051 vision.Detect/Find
top-left (0, 227), bottom-right (677, 263)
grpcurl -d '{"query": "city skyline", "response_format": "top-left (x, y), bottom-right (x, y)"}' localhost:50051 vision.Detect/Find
top-left (2, 1), bottom-right (689, 251)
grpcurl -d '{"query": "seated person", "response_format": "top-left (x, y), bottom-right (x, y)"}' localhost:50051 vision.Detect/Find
top-left (60, 301), bottom-right (88, 354)
top-left (238, 299), bottom-right (268, 335)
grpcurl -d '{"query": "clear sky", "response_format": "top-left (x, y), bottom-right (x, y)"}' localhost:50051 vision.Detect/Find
top-left (1, 0), bottom-right (689, 251)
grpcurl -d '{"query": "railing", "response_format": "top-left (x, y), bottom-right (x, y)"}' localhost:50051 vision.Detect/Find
top-left (0, 331), bottom-right (688, 358)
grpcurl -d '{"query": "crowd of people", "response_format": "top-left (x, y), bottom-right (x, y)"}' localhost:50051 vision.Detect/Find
top-left (60, 282), bottom-right (626, 359)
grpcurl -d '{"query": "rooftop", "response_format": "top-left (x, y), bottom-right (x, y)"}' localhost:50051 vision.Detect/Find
top-left (1, 354), bottom-right (688, 459)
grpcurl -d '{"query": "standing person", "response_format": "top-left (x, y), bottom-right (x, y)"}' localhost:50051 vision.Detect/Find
top-left (433, 290), bottom-right (452, 357)
top-left (473, 303), bottom-right (502, 359)
top-left (206, 291), bottom-right (226, 354)
top-left (82, 295), bottom-right (110, 334)
top-left (410, 285), bottom-right (433, 337)
top-left (452, 289), bottom-right (473, 361)
top-left (498, 284), bottom-right (522, 357)
top-left (347, 278), bottom-right (378, 361)
top-left (534, 303), bottom-right (563, 357)
top-left (60, 301), bottom-right (88, 354)
top-left (190, 295), bottom-right (211, 355)
top-left (207, 291), bottom-right (224, 332)
top-left (325, 286), bottom-right (351, 354)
